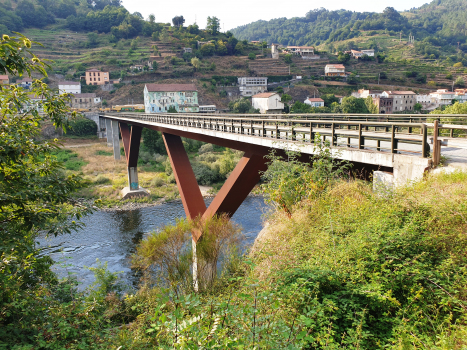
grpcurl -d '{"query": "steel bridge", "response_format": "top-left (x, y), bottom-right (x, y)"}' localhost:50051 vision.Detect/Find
top-left (101, 112), bottom-right (467, 242)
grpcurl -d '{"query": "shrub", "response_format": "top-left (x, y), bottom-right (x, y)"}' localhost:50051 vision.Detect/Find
top-left (68, 118), bottom-right (97, 137)
top-left (94, 175), bottom-right (111, 184)
top-left (248, 52), bottom-right (255, 60)
top-left (192, 162), bottom-right (221, 185)
top-left (198, 143), bottom-right (214, 154)
top-left (151, 175), bottom-right (165, 187)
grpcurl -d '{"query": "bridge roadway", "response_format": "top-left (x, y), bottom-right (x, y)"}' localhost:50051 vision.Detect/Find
top-left (100, 112), bottom-right (467, 241)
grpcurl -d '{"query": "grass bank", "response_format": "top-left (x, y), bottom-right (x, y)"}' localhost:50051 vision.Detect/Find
top-left (58, 138), bottom-right (242, 208)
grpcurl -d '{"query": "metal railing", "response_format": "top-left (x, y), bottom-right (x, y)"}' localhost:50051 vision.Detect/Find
top-left (104, 113), bottom-right (430, 158)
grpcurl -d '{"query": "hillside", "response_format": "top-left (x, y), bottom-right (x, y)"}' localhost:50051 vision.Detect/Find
top-left (231, 0), bottom-right (467, 58)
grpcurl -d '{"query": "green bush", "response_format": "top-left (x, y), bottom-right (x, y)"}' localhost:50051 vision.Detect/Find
top-left (94, 175), bottom-right (111, 184)
top-left (192, 162), bottom-right (221, 185)
top-left (68, 118), bottom-right (97, 137)
top-left (50, 149), bottom-right (87, 171)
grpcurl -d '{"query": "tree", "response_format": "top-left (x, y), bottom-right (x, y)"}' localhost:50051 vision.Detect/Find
top-left (346, 73), bottom-right (360, 85)
top-left (340, 96), bottom-right (369, 113)
top-left (234, 42), bottom-right (244, 55)
top-left (148, 14), bottom-right (155, 23)
top-left (0, 34), bottom-right (91, 342)
top-left (321, 94), bottom-right (339, 107)
top-left (87, 32), bottom-right (98, 47)
top-left (284, 54), bottom-right (293, 64)
top-left (172, 15), bottom-right (185, 27)
top-left (216, 40), bottom-right (227, 55)
top-left (414, 103), bottom-right (423, 112)
top-left (187, 23), bottom-right (199, 34)
top-left (365, 96), bottom-right (378, 114)
top-left (248, 52), bottom-right (255, 60)
top-left (206, 16), bottom-right (220, 35)
top-left (191, 57), bottom-right (200, 70)
top-left (141, 128), bottom-right (166, 154)
top-left (455, 76), bottom-right (465, 87)
top-left (228, 97), bottom-right (252, 113)
top-left (337, 52), bottom-right (350, 64)
top-left (281, 94), bottom-right (292, 104)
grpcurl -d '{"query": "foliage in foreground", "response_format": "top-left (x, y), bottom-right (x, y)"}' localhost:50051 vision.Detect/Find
top-left (0, 34), bottom-right (92, 348)
top-left (253, 171), bottom-right (467, 348)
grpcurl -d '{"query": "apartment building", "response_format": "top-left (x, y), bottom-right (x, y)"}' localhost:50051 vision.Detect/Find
top-left (237, 77), bottom-right (268, 97)
top-left (144, 83), bottom-right (199, 113)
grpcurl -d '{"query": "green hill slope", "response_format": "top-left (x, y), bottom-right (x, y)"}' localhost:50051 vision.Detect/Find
top-left (231, 0), bottom-right (467, 50)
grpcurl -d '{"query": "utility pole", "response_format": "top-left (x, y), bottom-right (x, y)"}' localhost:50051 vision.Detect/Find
top-left (452, 80), bottom-right (455, 92)
top-left (378, 72), bottom-right (380, 85)
top-left (458, 42), bottom-right (461, 51)
top-left (400, 31), bottom-right (402, 43)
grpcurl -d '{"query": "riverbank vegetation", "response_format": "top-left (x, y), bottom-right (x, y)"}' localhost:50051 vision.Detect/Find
top-left (61, 134), bottom-right (243, 207)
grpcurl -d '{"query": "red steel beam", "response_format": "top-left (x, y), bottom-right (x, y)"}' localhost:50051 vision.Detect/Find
top-left (162, 133), bottom-right (206, 224)
top-left (119, 122), bottom-right (142, 167)
top-left (203, 152), bottom-right (269, 219)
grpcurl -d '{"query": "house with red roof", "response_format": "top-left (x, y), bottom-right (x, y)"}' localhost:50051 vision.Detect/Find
top-left (304, 97), bottom-right (324, 108)
top-left (325, 64), bottom-right (346, 77)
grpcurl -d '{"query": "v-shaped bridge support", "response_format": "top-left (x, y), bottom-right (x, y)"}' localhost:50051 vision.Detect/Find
top-left (162, 132), bottom-right (269, 242)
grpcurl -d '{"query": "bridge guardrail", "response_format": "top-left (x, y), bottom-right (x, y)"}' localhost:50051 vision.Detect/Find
top-left (105, 113), bottom-right (430, 158)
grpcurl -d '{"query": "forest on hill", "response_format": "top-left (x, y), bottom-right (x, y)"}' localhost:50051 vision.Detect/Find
top-left (231, 0), bottom-right (467, 51)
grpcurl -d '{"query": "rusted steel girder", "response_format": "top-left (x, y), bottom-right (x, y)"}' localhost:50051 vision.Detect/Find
top-left (119, 122), bottom-right (142, 168)
top-left (162, 133), bottom-right (207, 223)
top-left (203, 153), bottom-right (269, 220)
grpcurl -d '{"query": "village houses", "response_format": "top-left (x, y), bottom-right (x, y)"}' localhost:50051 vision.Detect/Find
top-left (17, 77), bottom-right (33, 89)
top-left (286, 46), bottom-right (316, 59)
top-left (71, 93), bottom-right (102, 109)
top-left (325, 64), bottom-right (346, 77)
top-left (84, 68), bottom-right (110, 85)
top-left (238, 77), bottom-right (268, 97)
top-left (350, 49), bottom-right (375, 59)
top-left (58, 81), bottom-right (81, 95)
top-left (382, 91), bottom-right (417, 112)
top-left (304, 97), bottom-right (325, 108)
top-left (0, 75), bottom-right (9, 85)
top-left (144, 83), bottom-right (199, 113)
top-left (251, 92), bottom-right (284, 114)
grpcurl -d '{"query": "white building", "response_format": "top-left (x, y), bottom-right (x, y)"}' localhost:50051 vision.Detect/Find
top-left (325, 64), bottom-right (346, 76)
top-left (416, 94), bottom-right (438, 110)
top-left (251, 92), bottom-right (284, 114)
top-left (429, 89), bottom-right (456, 106)
top-left (350, 49), bottom-right (375, 59)
top-left (238, 77), bottom-right (268, 97)
top-left (304, 97), bottom-right (324, 108)
top-left (352, 89), bottom-right (383, 98)
top-left (58, 81), bottom-right (81, 95)
top-left (382, 91), bottom-right (417, 112)
top-left (286, 46), bottom-right (315, 58)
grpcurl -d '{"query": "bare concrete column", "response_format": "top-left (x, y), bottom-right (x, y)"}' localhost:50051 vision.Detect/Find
top-left (105, 119), bottom-right (112, 147)
top-left (111, 120), bottom-right (120, 160)
top-left (128, 166), bottom-right (139, 190)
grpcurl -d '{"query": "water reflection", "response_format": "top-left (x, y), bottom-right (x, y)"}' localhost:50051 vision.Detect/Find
top-left (37, 196), bottom-right (268, 290)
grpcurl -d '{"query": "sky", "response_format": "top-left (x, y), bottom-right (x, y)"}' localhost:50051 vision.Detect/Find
top-left (121, 0), bottom-right (431, 31)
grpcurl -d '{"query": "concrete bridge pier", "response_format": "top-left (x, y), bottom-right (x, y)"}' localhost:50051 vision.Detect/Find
top-left (105, 119), bottom-right (112, 147)
top-left (111, 120), bottom-right (120, 160)
top-left (119, 122), bottom-right (149, 199)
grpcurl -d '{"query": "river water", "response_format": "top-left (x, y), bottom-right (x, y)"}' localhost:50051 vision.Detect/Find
top-left (37, 196), bottom-right (268, 289)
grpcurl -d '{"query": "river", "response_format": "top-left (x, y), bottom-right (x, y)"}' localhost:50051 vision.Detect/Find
top-left (37, 196), bottom-right (268, 289)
